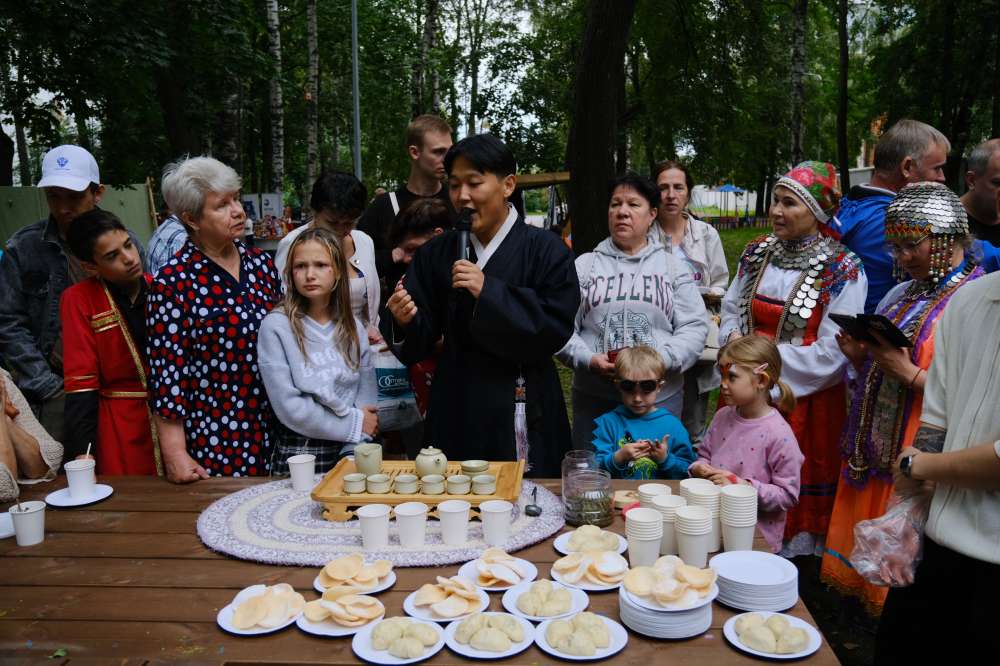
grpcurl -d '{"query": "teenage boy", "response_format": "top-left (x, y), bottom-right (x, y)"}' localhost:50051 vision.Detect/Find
top-left (60, 209), bottom-right (159, 475)
top-left (0, 145), bottom-right (146, 442)
top-left (359, 114), bottom-right (457, 293)
top-left (382, 133), bottom-right (580, 477)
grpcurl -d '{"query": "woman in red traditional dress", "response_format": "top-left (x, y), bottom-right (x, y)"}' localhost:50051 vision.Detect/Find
top-left (720, 161), bottom-right (867, 556)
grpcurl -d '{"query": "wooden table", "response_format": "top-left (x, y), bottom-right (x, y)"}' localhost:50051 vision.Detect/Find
top-left (0, 477), bottom-right (839, 664)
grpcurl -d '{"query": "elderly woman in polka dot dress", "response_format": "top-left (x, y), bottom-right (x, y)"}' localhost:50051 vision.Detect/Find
top-left (148, 157), bottom-right (282, 482)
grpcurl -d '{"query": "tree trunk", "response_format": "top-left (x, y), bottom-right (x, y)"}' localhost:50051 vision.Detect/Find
top-left (993, 10), bottom-right (1000, 138)
top-left (0, 128), bottom-right (13, 186)
top-left (306, 0), bottom-right (319, 201)
top-left (426, 0), bottom-right (441, 112)
top-left (411, 0), bottom-right (425, 116)
top-left (215, 78), bottom-right (241, 169)
top-left (615, 59), bottom-right (627, 174)
top-left (463, 0), bottom-right (488, 136)
top-left (70, 95), bottom-right (92, 152)
top-left (12, 104), bottom-right (31, 186)
top-left (565, 0), bottom-right (638, 255)
top-left (789, 0), bottom-right (808, 165)
top-left (265, 0), bottom-right (285, 193)
top-left (836, 0), bottom-right (850, 193)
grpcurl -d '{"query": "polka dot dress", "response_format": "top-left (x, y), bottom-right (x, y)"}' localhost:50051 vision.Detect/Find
top-left (147, 240), bottom-right (281, 476)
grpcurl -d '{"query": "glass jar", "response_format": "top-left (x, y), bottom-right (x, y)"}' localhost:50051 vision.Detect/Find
top-left (563, 468), bottom-right (613, 527)
top-left (561, 450), bottom-right (597, 498)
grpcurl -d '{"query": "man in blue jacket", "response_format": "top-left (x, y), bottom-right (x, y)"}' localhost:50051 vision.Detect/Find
top-left (831, 119), bottom-right (949, 313)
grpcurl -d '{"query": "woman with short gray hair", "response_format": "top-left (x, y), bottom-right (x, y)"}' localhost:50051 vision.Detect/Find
top-left (147, 156), bottom-right (282, 483)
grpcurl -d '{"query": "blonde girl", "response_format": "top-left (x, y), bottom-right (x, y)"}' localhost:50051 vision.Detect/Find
top-left (258, 228), bottom-right (378, 475)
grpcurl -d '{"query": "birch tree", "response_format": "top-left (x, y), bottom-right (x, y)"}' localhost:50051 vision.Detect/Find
top-left (266, 0), bottom-right (285, 193)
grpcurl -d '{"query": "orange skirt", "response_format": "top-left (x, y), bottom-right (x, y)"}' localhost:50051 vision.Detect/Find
top-left (820, 470), bottom-right (893, 614)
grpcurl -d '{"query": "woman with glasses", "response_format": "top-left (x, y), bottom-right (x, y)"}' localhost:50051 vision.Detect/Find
top-left (275, 172), bottom-right (381, 344)
top-left (558, 172), bottom-right (708, 452)
top-left (719, 161), bottom-right (867, 556)
top-left (821, 182), bottom-right (983, 614)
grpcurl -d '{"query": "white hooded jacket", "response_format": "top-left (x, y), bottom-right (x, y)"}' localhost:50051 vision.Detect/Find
top-left (558, 237), bottom-right (709, 403)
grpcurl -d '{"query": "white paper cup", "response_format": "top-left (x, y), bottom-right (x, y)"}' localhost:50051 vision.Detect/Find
top-left (356, 503), bottom-right (391, 549)
top-left (625, 507), bottom-right (663, 526)
top-left (723, 522), bottom-right (756, 551)
top-left (677, 529), bottom-right (712, 567)
top-left (286, 454), bottom-right (316, 492)
top-left (437, 499), bottom-right (472, 545)
top-left (660, 520), bottom-right (678, 555)
top-left (679, 478), bottom-right (715, 501)
top-left (479, 499), bottom-right (513, 547)
top-left (394, 501), bottom-right (429, 547)
top-left (64, 458), bottom-right (97, 499)
top-left (721, 513), bottom-right (758, 527)
top-left (637, 483), bottom-right (671, 508)
top-left (708, 517), bottom-right (721, 552)
top-left (9, 501), bottom-right (46, 547)
top-left (627, 535), bottom-right (662, 567)
top-left (651, 494), bottom-right (687, 519)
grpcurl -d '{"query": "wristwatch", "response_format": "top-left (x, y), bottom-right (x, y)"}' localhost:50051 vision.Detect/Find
top-left (899, 454), bottom-right (917, 479)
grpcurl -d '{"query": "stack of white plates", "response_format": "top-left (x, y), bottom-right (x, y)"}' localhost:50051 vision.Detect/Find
top-left (617, 589), bottom-right (712, 640)
top-left (709, 551), bottom-right (798, 611)
top-left (637, 483), bottom-right (671, 508)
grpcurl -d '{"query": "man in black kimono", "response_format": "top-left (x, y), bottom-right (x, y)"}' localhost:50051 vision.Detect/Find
top-left (382, 134), bottom-right (579, 477)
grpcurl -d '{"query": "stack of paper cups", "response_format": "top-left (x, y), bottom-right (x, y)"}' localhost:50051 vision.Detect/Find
top-left (674, 505), bottom-right (713, 567)
top-left (625, 507), bottom-right (664, 567)
top-left (720, 484), bottom-right (758, 551)
top-left (650, 494), bottom-right (686, 556)
top-left (681, 481), bottom-right (721, 552)
top-left (637, 483), bottom-right (671, 509)
top-left (679, 477), bottom-right (716, 501)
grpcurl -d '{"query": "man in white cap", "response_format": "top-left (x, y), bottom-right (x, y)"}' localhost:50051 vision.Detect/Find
top-left (0, 145), bottom-right (145, 442)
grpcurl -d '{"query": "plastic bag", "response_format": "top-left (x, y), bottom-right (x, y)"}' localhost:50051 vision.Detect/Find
top-left (374, 349), bottom-right (422, 431)
top-left (849, 488), bottom-right (932, 587)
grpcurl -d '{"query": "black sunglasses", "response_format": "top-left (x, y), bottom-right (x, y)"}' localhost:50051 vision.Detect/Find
top-left (617, 379), bottom-right (660, 394)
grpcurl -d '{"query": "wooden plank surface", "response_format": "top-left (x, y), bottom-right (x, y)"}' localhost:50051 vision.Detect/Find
top-left (0, 476), bottom-right (840, 664)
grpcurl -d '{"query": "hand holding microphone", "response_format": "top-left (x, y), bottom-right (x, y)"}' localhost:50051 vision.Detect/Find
top-left (452, 207), bottom-right (484, 298)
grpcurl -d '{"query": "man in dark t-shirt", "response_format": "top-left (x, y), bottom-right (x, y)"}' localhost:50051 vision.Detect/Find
top-left (358, 115), bottom-right (457, 294)
top-left (961, 139), bottom-right (1000, 245)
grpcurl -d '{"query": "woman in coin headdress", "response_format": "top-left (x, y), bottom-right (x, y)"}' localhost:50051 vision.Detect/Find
top-left (719, 161), bottom-right (867, 555)
top-left (820, 182), bottom-right (983, 614)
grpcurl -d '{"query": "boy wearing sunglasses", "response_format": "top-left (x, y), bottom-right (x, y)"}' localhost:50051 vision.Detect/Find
top-left (591, 346), bottom-right (695, 479)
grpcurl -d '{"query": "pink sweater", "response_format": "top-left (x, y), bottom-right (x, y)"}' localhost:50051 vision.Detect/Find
top-left (691, 406), bottom-right (804, 552)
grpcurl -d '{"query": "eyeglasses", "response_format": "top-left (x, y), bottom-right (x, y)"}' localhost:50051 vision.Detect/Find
top-left (616, 379), bottom-right (661, 394)
top-left (884, 233), bottom-right (930, 258)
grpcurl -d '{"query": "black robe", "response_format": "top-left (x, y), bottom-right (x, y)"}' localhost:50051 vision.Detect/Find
top-left (380, 217), bottom-right (580, 478)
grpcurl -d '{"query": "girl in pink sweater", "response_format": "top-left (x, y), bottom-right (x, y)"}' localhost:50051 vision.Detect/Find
top-left (690, 336), bottom-right (804, 552)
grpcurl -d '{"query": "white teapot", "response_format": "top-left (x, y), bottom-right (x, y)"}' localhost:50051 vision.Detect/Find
top-left (414, 446), bottom-right (447, 478)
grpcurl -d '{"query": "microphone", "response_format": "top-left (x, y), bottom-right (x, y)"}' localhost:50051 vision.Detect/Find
top-left (455, 207), bottom-right (473, 262)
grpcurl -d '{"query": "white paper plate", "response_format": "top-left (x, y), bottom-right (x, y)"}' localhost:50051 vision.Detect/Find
top-left (313, 570), bottom-right (397, 595)
top-left (296, 609), bottom-right (384, 637)
top-left (0, 513), bottom-right (14, 539)
top-left (553, 531), bottom-right (628, 555)
top-left (621, 583), bottom-right (718, 612)
top-left (216, 586), bottom-right (301, 636)
top-left (500, 580), bottom-right (589, 621)
top-left (722, 612), bottom-right (822, 660)
top-left (44, 484), bottom-right (114, 508)
top-left (618, 591), bottom-right (713, 640)
top-left (710, 551), bottom-right (798, 587)
top-left (443, 612), bottom-right (535, 659)
top-left (550, 567), bottom-right (621, 592)
top-left (534, 615), bottom-right (629, 661)
top-left (402, 587), bottom-right (490, 623)
top-left (351, 618), bottom-right (445, 665)
top-left (458, 558), bottom-right (538, 591)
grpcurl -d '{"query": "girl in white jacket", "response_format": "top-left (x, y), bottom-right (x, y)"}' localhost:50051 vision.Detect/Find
top-left (558, 173), bottom-right (708, 451)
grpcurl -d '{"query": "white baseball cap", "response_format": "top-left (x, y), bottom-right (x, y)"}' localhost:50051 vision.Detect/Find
top-left (36, 145), bottom-right (101, 191)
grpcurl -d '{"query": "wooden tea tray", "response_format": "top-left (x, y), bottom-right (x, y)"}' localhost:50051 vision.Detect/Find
top-left (311, 458), bottom-right (526, 521)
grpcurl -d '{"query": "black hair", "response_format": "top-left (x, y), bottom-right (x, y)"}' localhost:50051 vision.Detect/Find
top-left (67, 209), bottom-right (127, 262)
top-left (609, 172), bottom-right (661, 210)
top-left (444, 133), bottom-right (517, 178)
top-left (388, 198), bottom-right (454, 248)
top-left (309, 171), bottom-right (367, 218)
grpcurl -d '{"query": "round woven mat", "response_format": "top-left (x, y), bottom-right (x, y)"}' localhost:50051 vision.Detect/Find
top-left (196, 478), bottom-right (565, 567)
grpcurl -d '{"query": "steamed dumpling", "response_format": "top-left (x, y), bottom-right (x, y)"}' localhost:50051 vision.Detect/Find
top-left (765, 614), bottom-right (791, 638)
top-left (740, 625), bottom-right (777, 653)
top-left (455, 614), bottom-right (488, 644)
top-left (735, 613), bottom-right (766, 635)
top-left (516, 592), bottom-right (542, 616)
top-left (546, 619), bottom-right (574, 645)
top-left (573, 612), bottom-right (609, 648)
top-left (530, 579), bottom-right (553, 597)
top-left (560, 632), bottom-right (597, 656)
top-left (776, 627), bottom-right (810, 654)
top-left (388, 636), bottom-right (425, 659)
top-left (470, 627), bottom-right (512, 653)
top-left (490, 614), bottom-right (524, 642)
top-left (371, 617), bottom-right (407, 650)
top-left (404, 621), bottom-right (439, 647)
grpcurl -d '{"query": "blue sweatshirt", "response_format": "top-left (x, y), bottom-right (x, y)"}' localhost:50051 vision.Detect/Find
top-left (831, 184), bottom-right (896, 314)
top-left (591, 405), bottom-right (695, 480)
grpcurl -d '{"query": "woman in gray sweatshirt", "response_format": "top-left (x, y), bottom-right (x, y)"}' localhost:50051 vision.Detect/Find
top-left (558, 173), bottom-right (708, 451)
top-left (258, 228), bottom-right (378, 474)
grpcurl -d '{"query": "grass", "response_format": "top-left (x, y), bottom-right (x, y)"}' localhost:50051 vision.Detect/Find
top-left (556, 227), bottom-right (760, 424)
